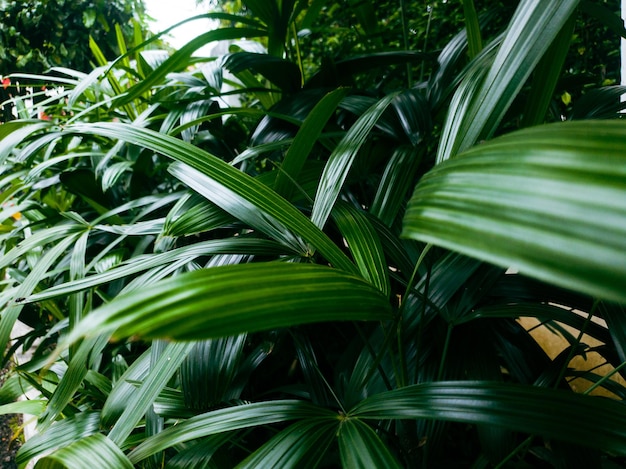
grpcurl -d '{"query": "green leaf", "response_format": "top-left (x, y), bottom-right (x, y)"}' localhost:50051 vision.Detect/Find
top-left (25, 238), bottom-right (286, 304)
top-left (308, 52), bottom-right (428, 88)
top-left (116, 27), bottom-right (266, 106)
top-left (274, 87), bottom-right (348, 199)
top-left (163, 193), bottom-right (235, 237)
top-left (169, 162), bottom-right (305, 252)
top-left (223, 52), bottom-right (302, 93)
top-left (521, 13), bottom-right (575, 127)
top-left (332, 201), bottom-right (390, 297)
top-left (350, 381), bottom-right (626, 455)
top-left (128, 400), bottom-right (336, 463)
top-left (67, 263), bottom-right (392, 343)
top-left (311, 92), bottom-right (399, 229)
top-left (65, 122), bottom-right (357, 274)
top-left (403, 121), bottom-right (626, 304)
top-left (237, 418), bottom-right (337, 468)
top-left (370, 145), bottom-right (423, 227)
top-left (462, 0), bottom-right (482, 59)
top-left (34, 433), bottom-right (133, 469)
top-left (0, 121), bottom-right (54, 165)
top-left (107, 342), bottom-right (193, 446)
top-left (439, 0), bottom-right (580, 160)
top-left (337, 418), bottom-right (402, 469)
top-left (0, 399), bottom-right (45, 416)
top-left (181, 336), bottom-right (247, 410)
top-left (17, 412), bottom-right (101, 465)
top-left (39, 334), bottom-right (111, 430)
top-left (0, 231), bottom-right (82, 360)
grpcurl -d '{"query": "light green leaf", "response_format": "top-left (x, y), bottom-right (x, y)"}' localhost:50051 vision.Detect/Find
top-left (0, 399), bottom-right (45, 417)
top-left (107, 342), bottom-right (193, 446)
top-left (274, 87), bottom-right (348, 199)
top-left (67, 263), bottom-right (392, 343)
top-left (17, 412), bottom-right (101, 465)
top-left (462, 0), bottom-right (482, 59)
top-left (370, 145), bottom-right (423, 227)
top-left (24, 238), bottom-right (286, 304)
top-left (403, 121), bottom-right (626, 304)
top-left (34, 433), bottom-right (132, 469)
top-left (521, 14), bottom-right (575, 127)
top-left (101, 348), bottom-right (151, 427)
top-left (39, 334), bottom-right (110, 430)
top-left (117, 27), bottom-right (265, 106)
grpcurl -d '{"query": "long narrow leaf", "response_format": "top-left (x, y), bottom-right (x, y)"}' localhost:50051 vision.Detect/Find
top-left (66, 263), bottom-right (392, 344)
top-left (274, 87), bottom-right (348, 199)
top-left (332, 201), bottom-right (390, 297)
top-left (350, 381), bottom-right (626, 455)
top-left (440, 0), bottom-right (580, 160)
top-left (107, 342), bottom-right (193, 446)
top-left (34, 433), bottom-right (133, 469)
top-left (338, 418), bottom-right (403, 469)
top-left (66, 122), bottom-right (357, 273)
top-left (403, 121), bottom-right (626, 304)
top-left (16, 412), bottom-right (101, 465)
top-left (128, 400), bottom-right (335, 463)
top-left (237, 418), bottom-right (337, 469)
top-left (311, 92), bottom-right (399, 229)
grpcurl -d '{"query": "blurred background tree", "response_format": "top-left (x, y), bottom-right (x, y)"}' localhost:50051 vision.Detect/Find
top-left (0, 0), bottom-right (149, 76)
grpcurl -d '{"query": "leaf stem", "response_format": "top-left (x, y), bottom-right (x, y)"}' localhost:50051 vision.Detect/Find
top-left (554, 300), bottom-right (599, 388)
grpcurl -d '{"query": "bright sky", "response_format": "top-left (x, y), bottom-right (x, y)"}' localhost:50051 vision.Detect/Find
top-left (144, 0), bottom-right (215, 51)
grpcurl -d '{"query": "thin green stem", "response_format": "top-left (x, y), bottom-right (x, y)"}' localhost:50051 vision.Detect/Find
top-left (437, 323), bottom-right (453, 381)
top-left (400, 243), bottom-right (432, 310)
top-left (419, 4), bottom-right (434, 82)
top-left (415, 262), bottom-right (431, 380)
top-left (554, 300), bottom-right (599, 388)
top-left (400, 0), bottom-right (413, 87)
top-left (494, 436), bottom-right (533, 469)
top-left (291, 22), bottom-right (305, 86)
top-left (354, 323), bottom-right (394, 392)
top-left (583, 360), bottom-right (626, 396)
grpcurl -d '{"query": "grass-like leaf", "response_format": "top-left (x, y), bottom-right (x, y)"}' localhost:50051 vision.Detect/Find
top-left (66, 122), bottom-right (357, 273)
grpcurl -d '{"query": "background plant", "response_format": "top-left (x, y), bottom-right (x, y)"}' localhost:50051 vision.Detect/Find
top-left (0, 0), bottom-right (626, 467)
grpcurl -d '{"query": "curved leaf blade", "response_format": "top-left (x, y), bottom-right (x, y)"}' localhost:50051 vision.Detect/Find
top-left (236, 418), bottom-right (337, 469)
top-left (311, 92), bottom-right (399, 229)
top-left (34, 433), bottom-right (132, 469)
top-left (403, 121), bottom-right (626, 304)
top-left (128, 400), bottom-right (336, 463)
top-left (338, 418), bottom-right (402, 469)
top-left (68, 263), bottom-right (392, 343)
top-left (66, 122), bottom-right (357, 274)
top-left (350, 381), bottom-right (626, 455)
top-left (332, 201), bottom-right (390, 297)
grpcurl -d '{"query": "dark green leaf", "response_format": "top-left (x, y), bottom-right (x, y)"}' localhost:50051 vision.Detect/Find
top-left (350, 381), bottom-right (626, 455)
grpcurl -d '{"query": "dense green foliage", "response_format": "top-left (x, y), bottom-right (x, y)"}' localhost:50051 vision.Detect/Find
top-left (0, 0), bottom-right (148, 75)
top-left (1, 0), bottom-right (626, 467)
